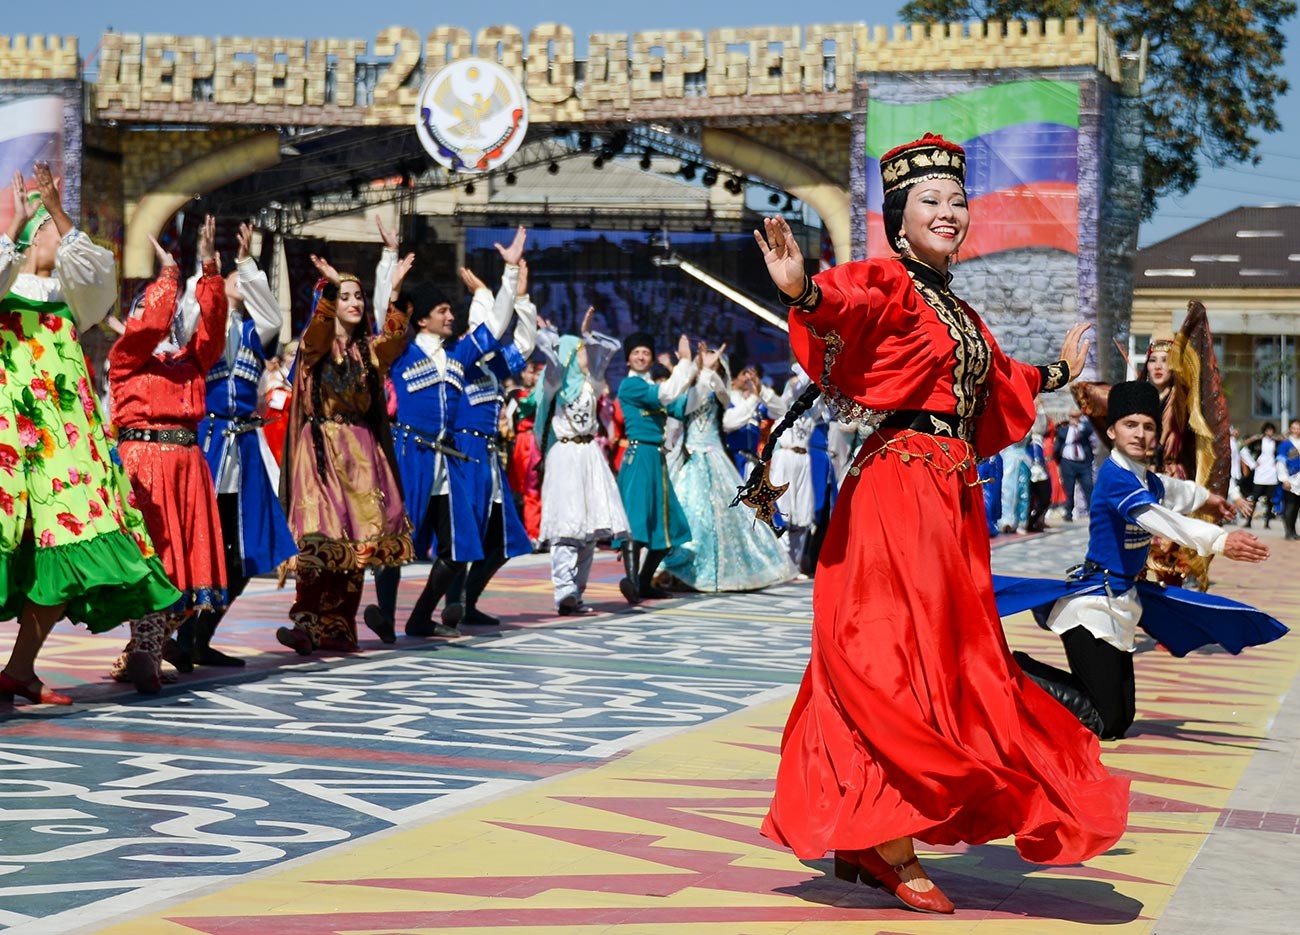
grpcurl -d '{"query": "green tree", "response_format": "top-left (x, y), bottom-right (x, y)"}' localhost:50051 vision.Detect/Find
top-left (897, 0), bottom-right (1296, 218)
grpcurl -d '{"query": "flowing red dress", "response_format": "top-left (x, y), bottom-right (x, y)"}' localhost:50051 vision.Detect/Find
top-left (109, 264), bottom-right (227, 610)
top-left (761, 256), bottom-right (1129, 865)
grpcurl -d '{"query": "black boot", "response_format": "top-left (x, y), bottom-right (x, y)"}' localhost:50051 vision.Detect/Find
top-left (638, 548), bottom-right (672, 599)
top-left (618, 543), bottom-right (642, 605)
top-left (439, 568), bottom-right (468, 634)
top-left (363, 566), bottom-right (399, 643)
top-left (463, 554), bottom-right (507, 626)
top-left (406, 559), bottom-right (463, 637)
top-left (194, 612), bottom-right (245, 667)
top-left (1013, 651), bottom-right (1105, 737)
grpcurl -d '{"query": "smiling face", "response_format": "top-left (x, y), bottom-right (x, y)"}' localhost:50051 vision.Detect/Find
top-left (627, 345), bottom-right (653, 373)
top-left (419, 302), bottom-right (455, 338)
top-left (900, 179), bottom-right (969, 269)
top-left (336, 280), bottom-right (366, 327)
top-left (1108, 413), bottom-right (1159, 463)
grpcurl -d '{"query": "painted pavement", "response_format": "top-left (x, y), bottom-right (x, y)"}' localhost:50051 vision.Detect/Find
top-left (0, 525), bottom-right (1297, 934)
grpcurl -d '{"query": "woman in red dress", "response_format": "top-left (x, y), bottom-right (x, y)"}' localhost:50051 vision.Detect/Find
top-left (109, 218), bottom-right (228, 694)
top-left (751, 134), bottom-right (1128, 913)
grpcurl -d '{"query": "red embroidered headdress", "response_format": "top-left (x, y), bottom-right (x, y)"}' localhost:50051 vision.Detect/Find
top-left (880, 133), bottom-right (966, 195)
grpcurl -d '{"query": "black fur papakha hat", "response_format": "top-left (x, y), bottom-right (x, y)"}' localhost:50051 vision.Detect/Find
top-left (1107, 380), bottom-right (1161, 428)
top-left (623, 331), bottom-right (655, 360)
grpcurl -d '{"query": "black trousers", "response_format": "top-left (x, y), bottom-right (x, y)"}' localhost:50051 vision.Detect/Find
top-left (1061, 626), bottom-right (1136, 740)
top-left (375, 494), bottom-right (459, 621)
top-left (1026, 479), bottom-right (1051, 532)
top-left (197, 493), bottom-right (251, 630)
top-left (1282, 489), bottom-right (1300, 538)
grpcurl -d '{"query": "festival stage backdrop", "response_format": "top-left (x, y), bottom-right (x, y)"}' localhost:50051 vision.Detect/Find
top-left (864, 79), bottom-right (1081, 261)
top-left (464, 226), bottom-right (792, 382)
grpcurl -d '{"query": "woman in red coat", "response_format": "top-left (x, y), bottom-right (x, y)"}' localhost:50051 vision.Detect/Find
top-left (750, 135), bottom-right (1127, 914)
top-left (109, 217), bottom-right (228, 694)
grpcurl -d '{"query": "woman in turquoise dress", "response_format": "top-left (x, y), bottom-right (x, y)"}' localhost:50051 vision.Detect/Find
top-left (1, 163), bottom-right (179, 705)
top-left (663, 347), bottom-right (796, 592)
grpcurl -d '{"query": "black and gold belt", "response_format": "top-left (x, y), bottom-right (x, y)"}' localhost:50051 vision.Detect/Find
top-left (456, 427), bottom-right (498, 442)
top-left (119, 426), bottom-right (198, 446)
top-left (558, 434), bottom-right (596, 444)
top-left (626, 439), bottom-right (665, 452)
top-left (309, 413), bottom-right (365, 425)
top-left (880, 409), bottom-right (968, 440)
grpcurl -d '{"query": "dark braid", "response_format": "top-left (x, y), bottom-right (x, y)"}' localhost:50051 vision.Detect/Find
top-left (729, 381), bottom-right (821, 513)
top-left (761, 383), bottom-right (821, 461)
top-left (310, 362), bottom-right (328, 481)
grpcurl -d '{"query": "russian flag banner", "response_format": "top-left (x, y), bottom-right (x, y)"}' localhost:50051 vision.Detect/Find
top-left (0, 95), bottom-right (65, 232)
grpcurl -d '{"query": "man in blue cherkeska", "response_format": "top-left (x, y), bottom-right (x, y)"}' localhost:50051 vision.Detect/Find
top-left (614, 330), bottom-right (697, 603)
top-left (1278, 418), bottom-right (1300, 540)
top-left (995, 381), bottom-right (1285, 740)
top-left (178, 221), bottom-right (297, 667)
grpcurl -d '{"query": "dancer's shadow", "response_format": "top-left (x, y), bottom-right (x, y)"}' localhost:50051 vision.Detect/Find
top-left (1128, 716), bottom-right (1267, 750)
top-left (778, 847), bottom-right (1144, 925)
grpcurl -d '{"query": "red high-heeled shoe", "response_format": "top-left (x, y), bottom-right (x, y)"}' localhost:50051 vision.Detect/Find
top-left (839, 848), bottom-right (955, 914)
top-left (0, 672), bottom-right (72, 706)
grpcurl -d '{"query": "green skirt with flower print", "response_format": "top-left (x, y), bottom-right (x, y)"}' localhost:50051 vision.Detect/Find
top-left (0, 290), bottom-right (180, 630)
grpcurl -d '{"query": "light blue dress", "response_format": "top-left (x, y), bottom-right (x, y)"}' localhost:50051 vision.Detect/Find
top-left (662, 379), bottom-right (796, 592)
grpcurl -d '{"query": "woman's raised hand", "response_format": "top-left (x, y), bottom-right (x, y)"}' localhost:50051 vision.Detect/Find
top-left (391, 252), bottom-right (415, 292)
top-left (376, 213), bottom-right (398, 251)
top-left (1059, 322), bottom-right (1094, 380)
top-left (7, 171), bottom-right (31, 241)
top-left (148, 235), bottom-right (177, 269)
top-left (676, 333), bottom-right (692, 362)
top-left (702, 343), bottom-right (728, 371)
top-left (580, 305), bottom-right (594, 334)
top-left (754, 216), bottom-right (807, 298)
top-left (32, 162), bottom-right (61, 214)
top-left (309, 254), bottom-right (341, 285)
top-left (198, 215), bottom-right (217, 263)
top-left (517, 258), bottom-right (529, 296)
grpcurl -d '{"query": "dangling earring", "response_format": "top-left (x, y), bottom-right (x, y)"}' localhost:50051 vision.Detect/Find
top-left (895, 235), bottom-right (911, 256)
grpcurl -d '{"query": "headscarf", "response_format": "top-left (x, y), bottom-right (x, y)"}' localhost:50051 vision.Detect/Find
top-left (533, 333), bottom-right (587, 453)
top-left (16, 192), bottom-right (51, 251)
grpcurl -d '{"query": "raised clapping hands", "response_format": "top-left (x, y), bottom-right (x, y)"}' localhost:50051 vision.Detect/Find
top-left (701, 343), bottom-right (728, 372)
top-left (236, 221), bottom-right (254, 261)
top-left (198, 215), bottom-right (218, 267)
top-left (1223, 529), bottom-right (1269, 563)
top-left (391, 252), bottom-right (415, 292)
top-left (1059, 322), bottom-right (1093, 381)
top-left (309, 254), bottom-right (341, 285)
top-left (580, 305), bottom-right (594, 335)
top-left (458, 267), bottom-right (487, 293)
top-left (148, 234), bottom-right (177, 270)
top-left (517, 258), bottom-right (529, 296)
top-left (376, 214), bottom-right (398, 251)
top-left (495, 225), bottom-right (527, 266)
top-left (6, 170), bottom-right (31, 242)
top-left (754, 216), bottom-right (806, 298)
top-left (676, 333), bottom-right (692, 363)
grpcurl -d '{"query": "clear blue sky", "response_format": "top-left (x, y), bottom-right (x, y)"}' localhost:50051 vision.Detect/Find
top-left (9, 0), bottom-right (1299, 247)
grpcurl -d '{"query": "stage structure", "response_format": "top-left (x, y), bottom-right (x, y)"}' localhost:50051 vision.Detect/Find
top-left (0, 19), bottom-right (1144, 381)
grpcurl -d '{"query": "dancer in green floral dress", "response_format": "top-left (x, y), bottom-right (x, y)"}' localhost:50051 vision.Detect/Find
top-left (0, 162), bottom-right (179, 705)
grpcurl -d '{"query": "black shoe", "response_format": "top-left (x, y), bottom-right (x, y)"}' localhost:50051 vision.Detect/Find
top-left (441, 602), bottom-right (465, 629)
top-left (405, 615), bottom-right (438, 638)
top-left (463, 606), bottom-right (500, 626)
top-left (618, 577), bottom-right (642, 605)
top-left (195, 645), bottom-right (245, 667)
top-left (161, 638), bottom-right (194, 674)
top-left (557, 594), bottom-right (580, 616)
top-left (1014, 652), bottom-right (1104, 737)
top-left (363, 605), bottom-right (397, 644)
top-left (276, 626), bottom-right (314, 656)
top-left (638, 580), bottom-right (672, 599)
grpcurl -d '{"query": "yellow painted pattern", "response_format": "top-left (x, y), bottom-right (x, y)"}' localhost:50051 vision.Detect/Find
top-left (100, 553), bottom-right (1300, 935)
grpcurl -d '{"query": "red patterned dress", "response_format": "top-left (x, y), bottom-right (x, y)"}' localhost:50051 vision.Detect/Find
top-left (108, 263), bottom-right (227, 678)
top-left (762, 255), bottom-right (1129, 865)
